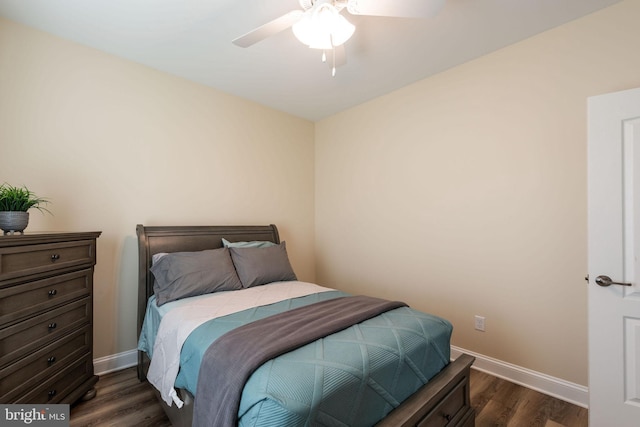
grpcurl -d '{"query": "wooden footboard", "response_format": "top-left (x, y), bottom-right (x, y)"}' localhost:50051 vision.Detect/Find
top-left (140, 352), bottom-right (475, 427)
top-left (376, 353), bottom-right (475, 427)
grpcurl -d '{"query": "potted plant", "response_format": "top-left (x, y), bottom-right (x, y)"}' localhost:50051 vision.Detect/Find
top-left (0, 183), bottom-right (51, 235)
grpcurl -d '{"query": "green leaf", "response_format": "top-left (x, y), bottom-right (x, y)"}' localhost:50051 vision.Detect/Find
top-left (0, 183), bottom-right (52, 214)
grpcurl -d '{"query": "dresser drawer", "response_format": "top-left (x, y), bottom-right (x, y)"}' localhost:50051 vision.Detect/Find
top-left (417, 378), bottom-right (468, 427)
top-left (0, 298), bottom-right (91, 367)
top-left (0, 269), bottom-right (92, 327)
top-left (15, 355), bottom-right (93, 404)
top-left (0, 240), bottom-right (96, 281)
top-left (0, 325), bottom-right (91, 402)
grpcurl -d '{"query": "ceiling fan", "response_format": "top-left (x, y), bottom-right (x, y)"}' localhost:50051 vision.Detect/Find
top-left (232, 0), bottom-right (445, 75)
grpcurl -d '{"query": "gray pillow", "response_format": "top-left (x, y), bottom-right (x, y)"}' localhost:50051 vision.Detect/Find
top-left (222, 238), bottom-right (276, 249)
top-left (229, 242), bottom-right (297, 288)
top-left (150, 248), bottom-right (242, 306)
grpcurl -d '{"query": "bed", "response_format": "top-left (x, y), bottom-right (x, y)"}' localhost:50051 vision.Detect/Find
top-left (136, 224), bottom-right (475, 427)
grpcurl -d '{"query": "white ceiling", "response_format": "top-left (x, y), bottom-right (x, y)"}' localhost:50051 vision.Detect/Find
top-left (0, 0), bottom-right (620, 121)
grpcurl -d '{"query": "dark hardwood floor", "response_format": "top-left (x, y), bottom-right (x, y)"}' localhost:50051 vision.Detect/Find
top-left (470, 370), bottom-right (587, 427)
top-left (70, 367), bottom-right (588, 426)
top-left (70, 367), bottom-right (170, 427)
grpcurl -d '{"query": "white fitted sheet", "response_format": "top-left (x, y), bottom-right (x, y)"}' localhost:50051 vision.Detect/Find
top-left (138, 281), bottom-right (333, 407)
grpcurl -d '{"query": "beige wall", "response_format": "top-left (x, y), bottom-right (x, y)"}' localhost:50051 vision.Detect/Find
top-left (315, 0), bottom-right (640, 386)
top-left (0, 18), bottom-right (316, 359)
top-left (3, 0), bottom-right (640, 389)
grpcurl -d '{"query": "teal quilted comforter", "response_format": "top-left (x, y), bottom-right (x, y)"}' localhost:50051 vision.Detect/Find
top-left (175, 291), bottom-right (452, 426)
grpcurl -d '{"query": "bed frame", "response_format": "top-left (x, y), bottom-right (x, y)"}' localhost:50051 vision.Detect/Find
top-left (136, 224), bottom-right (475, 427)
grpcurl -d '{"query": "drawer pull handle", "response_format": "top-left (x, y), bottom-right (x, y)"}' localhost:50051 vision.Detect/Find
top-left (51, 254), bottom-right (60, 262)
top-left (48, 390), bottom-right (57, 399)
top-left (48, 322), bottom-right (57, 330)
top-left (48, 289), bottom-right (58, 296)
top-left (443, 413), bottom-right (452, 421)
top-left (47, 356), bottom-right (56, 365)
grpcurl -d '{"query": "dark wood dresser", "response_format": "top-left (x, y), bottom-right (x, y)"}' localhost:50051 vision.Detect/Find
top-left (0, 231), bottom-right (101, 404)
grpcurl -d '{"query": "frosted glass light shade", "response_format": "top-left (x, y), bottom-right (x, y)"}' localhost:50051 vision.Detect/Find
top-left (329, 13), bottom-right (355, 46)
top-left (292, 3), bottom-right (355, 50)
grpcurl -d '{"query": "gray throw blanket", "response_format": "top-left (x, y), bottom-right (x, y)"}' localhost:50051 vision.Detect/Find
top-left (192, 295), bottom-right (407, 427)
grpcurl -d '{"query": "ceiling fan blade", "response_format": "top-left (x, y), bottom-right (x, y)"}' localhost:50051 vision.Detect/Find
top-left (332, 45), bottom-right (347, 67)
top-left (346, 0), bottom-right (445, 18)
top-left (232, 10), bottom-right (304, 48)
top-left (324, 45), bottom-right (346, 77)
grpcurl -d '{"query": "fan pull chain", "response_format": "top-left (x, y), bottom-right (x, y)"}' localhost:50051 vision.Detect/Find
top-left (332, 47), bottom-right (336, 77)
top-left (320, 49), bottom-right (336, 77)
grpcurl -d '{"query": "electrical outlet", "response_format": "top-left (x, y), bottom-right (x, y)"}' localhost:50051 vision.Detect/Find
top-left (474, 315), bottom-right (485, 332)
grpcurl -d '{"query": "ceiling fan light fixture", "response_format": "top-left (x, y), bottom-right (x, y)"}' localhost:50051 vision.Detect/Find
top-left (329, 13), bottom-right (355, 46)
top-left (292, 2), bottom-right (355, 50)
top-left (291, 10), bottom-right (315, 45)
top-left (308, 33), bottom-right (334, 50)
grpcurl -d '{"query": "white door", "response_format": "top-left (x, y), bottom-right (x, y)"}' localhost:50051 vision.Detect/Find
top-left (588, 87), bottom-right (640, 426)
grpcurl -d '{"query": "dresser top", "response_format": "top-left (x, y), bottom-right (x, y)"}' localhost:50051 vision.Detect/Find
top-left (0, 231), bottom-right (102, 247)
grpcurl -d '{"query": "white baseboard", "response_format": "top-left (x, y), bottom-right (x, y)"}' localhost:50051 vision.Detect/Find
top-left (93, 347), bottom-right (589, 408)
top-left (93, 349), bottom-right (138, 376)
top-left (451, 346), bottom-right (588, 408)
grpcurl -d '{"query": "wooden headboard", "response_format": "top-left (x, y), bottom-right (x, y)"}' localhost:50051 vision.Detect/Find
top-left (135, 224), bottom-right (280, 378)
